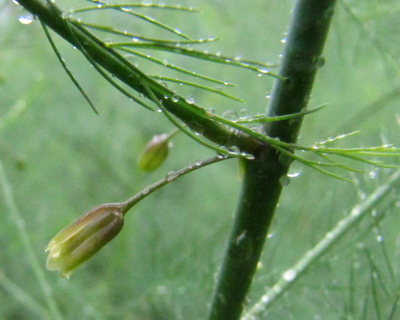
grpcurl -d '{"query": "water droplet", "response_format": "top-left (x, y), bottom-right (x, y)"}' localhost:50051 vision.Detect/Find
top-left (194, 130), bottom-right (203, 136)
top-left (280, 37), bottom-right (287, 44)
top-left (282, 269), bottom-right (296, 282)
top-left (257, 67), bottom-right (269, 74)
top-left (172, 95), bottom-right (179, 103)
top-left (228, 146), bottom-right (241, 156)
top-left (185, 95), bottom-right (195, 104)
top-left (358, 191), bottom-right (366, 200)
top-left (371, 209), bottom-right (378, 217)
top-left (174, 28), bottom-right (183, 35)
top-left (238, 108), bottom-right (248, 120)
top-left (207, 108), bottom-right (216, 114)
top-left (376, 235), bottom-right (384, 242)
top-left (279, 175), bottom-right (290, 186)
top-left (287, 169), bottom-right (302, 178)
top-left (241, 152), bottom-right (255, 160)
top-left (156, 285), bottom-right (167, 295)
top-left (222, 110), bottom-right (238, 121)
top-left (166, 171), bottom-right (178, 181)
top-left (368, 170), bottom-right (377, 179)
top-left (236, 230), bottom-right (247, 245)
top-left (325, 232), bottom-right (334, 239)
top-left (213, 267), bottom-right (221, 283)
top-left (195, 161), bottom-right (202, 167)
top-left (261, 295), bottom-right (270, 303)
top-left (18, 15), bottom-right (34, 24)
top-left (351, 207), bottom-right (361, 216)
top-left (315, 56), bottom-right (325, 68)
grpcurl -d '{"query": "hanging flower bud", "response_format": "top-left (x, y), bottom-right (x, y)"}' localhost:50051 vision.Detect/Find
top-left (45, 204), bottom-right (124, 278)
top-left (139, 133), bottom-right (170, 172)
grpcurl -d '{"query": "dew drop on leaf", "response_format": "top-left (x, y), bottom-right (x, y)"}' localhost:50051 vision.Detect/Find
top-left (222, 110), bottom-right (238, 121)
top-left (257, 67), bottom-right (269, 75)
top-left (287, 169), bottom-right (302, 178)
top-left (185, 96), bottom-right (195, 104)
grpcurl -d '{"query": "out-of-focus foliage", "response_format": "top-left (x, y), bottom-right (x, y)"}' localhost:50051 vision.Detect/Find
top-left (1, 0), bottom-right (399, 319)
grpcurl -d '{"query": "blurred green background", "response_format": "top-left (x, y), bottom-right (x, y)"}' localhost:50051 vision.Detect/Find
top-left (1, 0), bottom-right (400, 319)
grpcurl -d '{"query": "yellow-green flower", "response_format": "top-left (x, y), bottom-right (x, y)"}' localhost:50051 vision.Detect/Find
top-left (139, 133), bottom-right (170, 172)
top-left (45, 204), bottom-right (124, 278)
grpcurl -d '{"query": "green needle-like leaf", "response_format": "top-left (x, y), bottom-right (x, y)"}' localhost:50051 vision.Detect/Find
top-left (83, 0), bottom-right (192, 40)
top-left (70, 20), bottom-right (216, 45)
top-left (40, 21), bottom-right (99, 114)
top-left (150, 75), bottom-right (244, 102)
top-left (109, 42), bottom-right (279, 77)
top-left (118, 47), bottom-right (235, 86)
top-left (73, 3), bottom-right (198, 14)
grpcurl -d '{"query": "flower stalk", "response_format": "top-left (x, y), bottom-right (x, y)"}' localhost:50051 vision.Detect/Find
top-left (45, 155), bottom-right (228, 278)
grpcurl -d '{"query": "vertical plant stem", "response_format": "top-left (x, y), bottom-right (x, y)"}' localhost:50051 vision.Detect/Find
top-left (208, 1), bottom-right (337, 319)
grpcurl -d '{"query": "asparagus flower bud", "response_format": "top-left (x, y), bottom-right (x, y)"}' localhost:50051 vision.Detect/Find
top-left (45, 204), bottom-right (124, 278)
top-left (139, 133), bottom-right (170, 172)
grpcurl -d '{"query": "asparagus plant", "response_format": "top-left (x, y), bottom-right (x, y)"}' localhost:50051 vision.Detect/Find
top-left (11, 0), bottom-right (400, 319)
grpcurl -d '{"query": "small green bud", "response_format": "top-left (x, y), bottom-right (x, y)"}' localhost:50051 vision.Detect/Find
top-left (45, 204), bottom-right (124, 278)
top-left (139, 133), bottom-right (170, 172)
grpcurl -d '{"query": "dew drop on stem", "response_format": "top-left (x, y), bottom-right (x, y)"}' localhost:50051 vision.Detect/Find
top-left (287, 165), bottom-right (302, 178)
top-left (166, 171), bottom-right (178, 181)
top-left (235, 230), bottom-right (247, 245)
top-left (279, 175), bottom-right (290, 187)
top-left (314, 56), bottom-right (325, 68)
top-left (282, 269), bottom-right (296, 282)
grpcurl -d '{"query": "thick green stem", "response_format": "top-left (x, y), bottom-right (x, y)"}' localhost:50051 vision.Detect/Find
top-left (208, 1), bottom-right (337, 319)
top-left (17, 0), bottom-right (264, 155)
